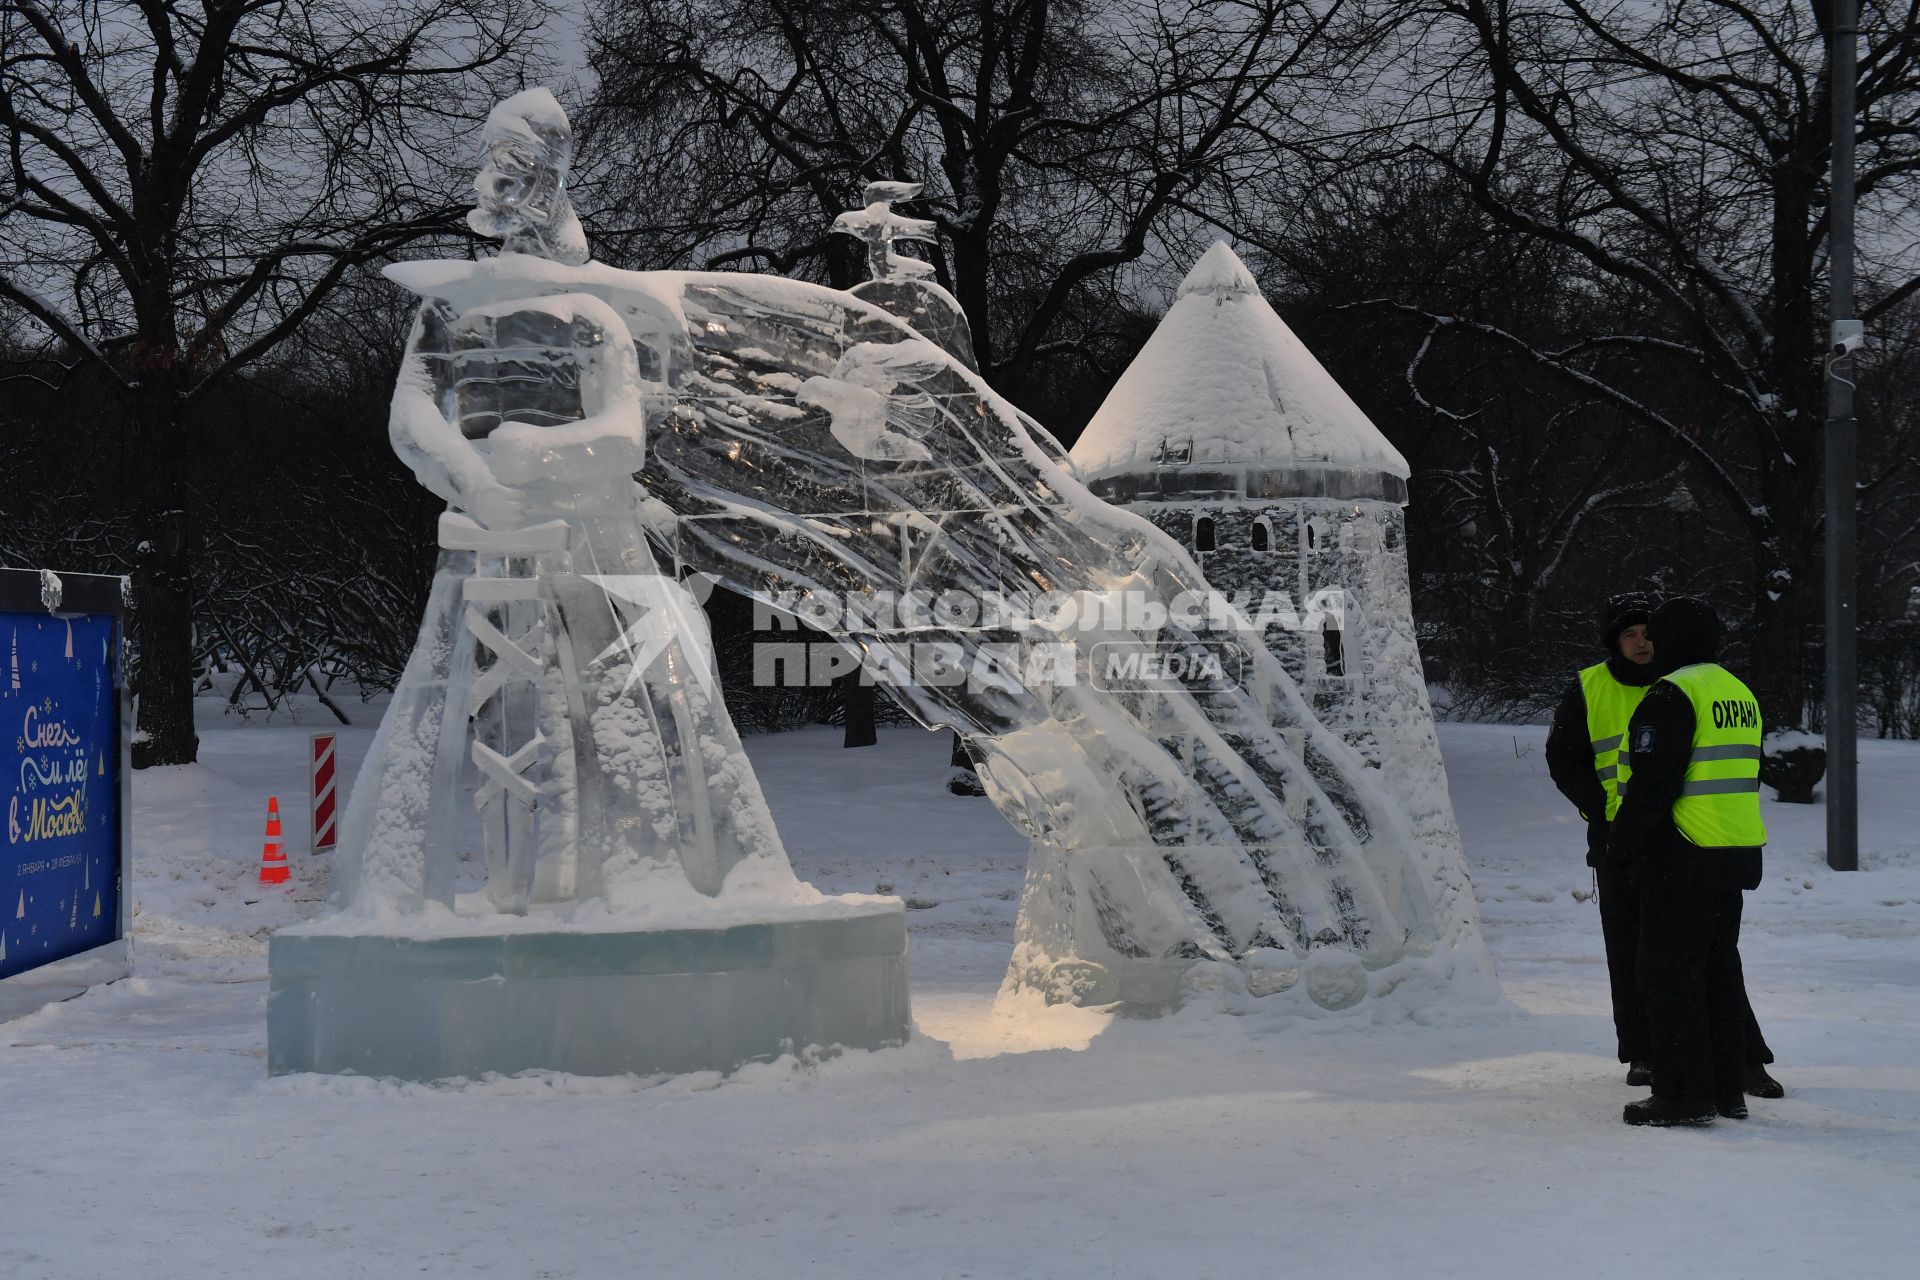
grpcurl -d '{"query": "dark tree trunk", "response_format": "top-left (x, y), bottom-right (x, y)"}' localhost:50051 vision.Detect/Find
top-left (1746, 543), bottom-right (1811, 732)
top-left (948, 225), bottom-right (994, 379)
top-left (842, 672), bottom-right (877, 748)
top-left (130, 396), bottom-right (200, 767)
top-left (946, 729), bottom-right (985, 796)
top-left (1745, 444), bottom-right (1818, 731)
top-left (1745, 140), bottom-right (1826, 731)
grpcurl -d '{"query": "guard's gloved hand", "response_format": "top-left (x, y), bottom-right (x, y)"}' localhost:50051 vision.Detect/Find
top-left (1586, 818), bottom-right (1611, 862)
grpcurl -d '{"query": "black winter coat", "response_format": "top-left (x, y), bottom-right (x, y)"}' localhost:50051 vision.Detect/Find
top-left (1545, 655), bottom-right (1656, 867)
top-left (1608, 682), bottom-right (1765, 894)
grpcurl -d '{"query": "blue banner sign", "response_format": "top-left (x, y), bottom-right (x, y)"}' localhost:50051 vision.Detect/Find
top-left (2, 611), bottom-right (121, 978)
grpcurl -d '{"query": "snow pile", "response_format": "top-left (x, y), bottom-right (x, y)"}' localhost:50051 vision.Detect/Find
top-left (1070, 242), bottom-right (1409, 482)
top-left (3, 719), bottom-right (1917, 1277)
top-left (1766, 729), bottom-right (1824, 753)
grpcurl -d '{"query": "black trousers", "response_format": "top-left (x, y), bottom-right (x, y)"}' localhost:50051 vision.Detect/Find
top-left (1637, 889), bottom-right (1750, 1101)
top-left (1730, 934), bottom-right (1774, 1066)
top-left (1601, 862), bottom-right (1774, 1068)
top-left (1596, 860), bottom-right (1652, 1063)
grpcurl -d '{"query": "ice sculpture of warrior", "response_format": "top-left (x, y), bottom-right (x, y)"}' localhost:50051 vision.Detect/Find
top-left (326, 88), bottom-right (791, 916)
top-left (268, 91), bottom-right (910, 1081)
top-left (311, 92), bottom-right (1493, 1033)
top-left (1070, 242), bottom-right (1465, 918)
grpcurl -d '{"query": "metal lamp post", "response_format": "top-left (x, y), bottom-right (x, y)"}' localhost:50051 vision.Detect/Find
top-left (1825, 0), bottom-right (1860, 871)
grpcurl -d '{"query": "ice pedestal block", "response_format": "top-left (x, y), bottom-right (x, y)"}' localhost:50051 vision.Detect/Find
top-left (267, 902), bottom-right (909, 1080)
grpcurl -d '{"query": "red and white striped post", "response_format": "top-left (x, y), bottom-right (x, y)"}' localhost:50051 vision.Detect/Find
top-left (310, 732), bottom-right (339, 853)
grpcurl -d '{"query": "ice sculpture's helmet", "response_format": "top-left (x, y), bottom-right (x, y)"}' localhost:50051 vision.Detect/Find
top-left (468, 89), bottom-right (587, 265)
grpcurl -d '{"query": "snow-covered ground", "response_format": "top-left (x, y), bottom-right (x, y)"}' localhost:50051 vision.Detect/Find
top-left (4, 709), bottom-right (1917, 1278)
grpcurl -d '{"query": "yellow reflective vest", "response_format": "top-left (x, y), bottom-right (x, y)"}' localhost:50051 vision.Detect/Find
top-left (1579, 661), bottom-right (1646, 821)
top-left (1656, 662), bottom-right (1767, 849)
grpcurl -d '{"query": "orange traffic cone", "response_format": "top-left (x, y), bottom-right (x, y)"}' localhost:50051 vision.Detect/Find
top-left (259, 797), bottom-right (290, 886)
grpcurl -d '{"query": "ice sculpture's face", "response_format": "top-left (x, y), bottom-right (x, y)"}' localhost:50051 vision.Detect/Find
top-left (474, 134), bottom-right (565, 230)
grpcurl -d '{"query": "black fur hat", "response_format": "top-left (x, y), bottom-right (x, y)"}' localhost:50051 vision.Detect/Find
top-left (1647, 596), bottom-right (1722, 673)
top-left (1600, 591), bottom-right (1657, 653)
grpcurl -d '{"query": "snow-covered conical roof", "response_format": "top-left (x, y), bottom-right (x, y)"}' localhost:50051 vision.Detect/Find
top-left (1071, 242), bottom-right (1408, 500)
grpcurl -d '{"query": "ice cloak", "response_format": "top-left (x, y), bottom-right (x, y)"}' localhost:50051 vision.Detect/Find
top-left (647, 264), bottom-right (1493, 1011)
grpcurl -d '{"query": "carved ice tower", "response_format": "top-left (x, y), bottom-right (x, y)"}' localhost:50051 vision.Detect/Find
top-left (1071, 242), bottom-right (1464, 872)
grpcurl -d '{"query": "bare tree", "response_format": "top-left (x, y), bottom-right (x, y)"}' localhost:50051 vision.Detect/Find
top-left (1395, 0), bottom-right (1920, 723)
top-left (1254, 158), bottom-right (1726, 709)
top-left (582, 0), bottom-right (1378, 404)
top-left (0, 0), bottom-right (544, 764)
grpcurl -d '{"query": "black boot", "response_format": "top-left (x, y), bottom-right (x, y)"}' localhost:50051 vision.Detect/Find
top-left (1623, 1097), bottom-right (1715, 1127)
top-left (1625, 1060), bottom-right (1654, 1087)
top-left (1715, 1095), bottom-right (1749, 1120)
top-left (1743, 1065), bottom-right (1784, 1099)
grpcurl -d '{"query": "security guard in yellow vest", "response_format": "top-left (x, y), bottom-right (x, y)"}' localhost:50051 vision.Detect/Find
top-left (1546, 592), bottom-right (1660, 1078)
top-left (1611, 597), bottom-right (1773, 1127)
